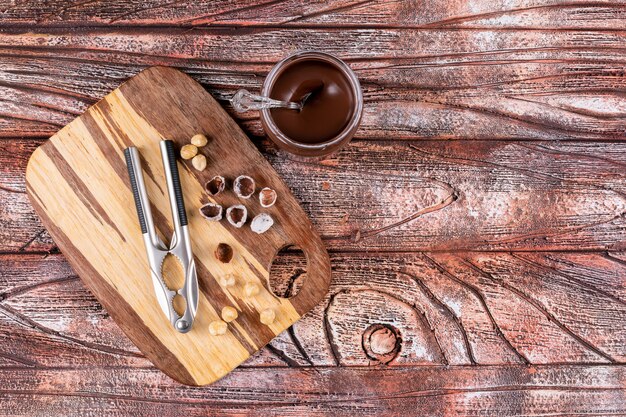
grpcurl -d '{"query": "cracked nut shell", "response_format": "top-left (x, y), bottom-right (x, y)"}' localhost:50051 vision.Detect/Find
top-left (234, 175), bottom-right (255, 199)
top-left (199, 203), bottom-right (222, 221)
top-left (250, 213), bottom-right (274, 234)
top-left (206, 175), bottom-right (225, 196)
top-left (226, 205), bottom-right (247, 228)
top-left (180, 144), bottom-right (198, 160)
top-left (259, 187), bottom-right (277, 207)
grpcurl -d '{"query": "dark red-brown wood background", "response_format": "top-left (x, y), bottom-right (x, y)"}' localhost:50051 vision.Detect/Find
top-left (1, 1), bottom-right (626, 415)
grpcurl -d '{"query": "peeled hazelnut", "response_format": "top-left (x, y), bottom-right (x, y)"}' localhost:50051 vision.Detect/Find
top-left (191, 133), bottom-right (208, 147)
top-left (220, 273), bottom-right (236, 287)
top-left (226, 205), bottom-right (247, 228)
top-left (250, 213), bottom-right (274, 234)
top-left (221, 306), bottom-right (238, 322)
top-left (191, 154), bottom-right (207, 171)
top-left (209, 320), bottom-right (228, 336)
top-left (260, 308), bottom-right (275, 325)
top-left (215, 243), bottom-right (233, 263)
top-left (234, 175), bottom-right (255, 199)
top-left (199, 203), bottom-right (222, 221)
top-left (243, 282), bottom-right (260, 297)
top-left (206, 175), bottom-right (225, 196)
top-left (180, 144), bottom-right (198, 160)
top-left (259, 187), bottom-right (277, 208)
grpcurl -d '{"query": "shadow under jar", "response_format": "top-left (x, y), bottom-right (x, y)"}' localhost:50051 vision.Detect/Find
top-left (260, 51), bottom-right (363, 158)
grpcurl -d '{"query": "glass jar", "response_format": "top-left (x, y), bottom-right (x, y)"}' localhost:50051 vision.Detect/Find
top-left (260, 51), bottom-right (363, 158)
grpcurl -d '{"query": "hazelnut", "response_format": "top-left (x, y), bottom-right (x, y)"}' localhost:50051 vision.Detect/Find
top-left (215, 243), bottom-right (233, 263)
top-left (259, 187), bottom-right (277, 208)
top-left (191, 154), bottom-right (207, 171)
top-left (221, 306), bottom-right (238, 322)
top-left (191, 133), bottom-right (208, 147)
top-left (199, 203), bottom-right (222, 221)
top-left (220, 273), bottom-right (236, 287)
top-left (206, 175), bottom-right (225, 196)
top-left (260, 308), bottom-right (275, 325)
top-left (243, 282), bottom-right (260, 297)
top-left (180, 144), bottom-right (198, 160)
top-left (234, 175), bottom-right (255, 199)
top-left (209, 320), bottom-right (228, 336)
top-left (250, 213), bottom-right (274, 234)
top-left (226, 205), bottom-right (247, 228)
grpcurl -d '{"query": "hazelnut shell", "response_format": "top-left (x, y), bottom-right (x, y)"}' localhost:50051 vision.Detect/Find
top-left (259, 187), bottom-right (277, 208)
top-left (250, 213), bottom-right (274, 234)
top-left (206, 175), bottom-right (225, 196)
top-left (234, 175), bottom-right (255, 199)
top-left (226, 205), bottom-right (247, 228)
top-left (199, 203), bottom-right (222, 221)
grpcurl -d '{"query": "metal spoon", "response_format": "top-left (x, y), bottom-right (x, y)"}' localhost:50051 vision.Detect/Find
top-left (231, 89), bottom-right (312, 113)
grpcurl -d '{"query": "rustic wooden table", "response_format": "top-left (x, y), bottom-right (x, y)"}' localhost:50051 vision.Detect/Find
top-left (1, 1), bottom-right (625, 415)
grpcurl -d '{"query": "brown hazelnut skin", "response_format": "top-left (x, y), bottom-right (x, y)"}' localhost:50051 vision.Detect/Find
top-left (215, 243), bottom-right (233, 263)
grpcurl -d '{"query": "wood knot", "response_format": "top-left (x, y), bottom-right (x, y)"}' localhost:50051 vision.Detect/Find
top-left (362, 324), bottom-right (401, 364)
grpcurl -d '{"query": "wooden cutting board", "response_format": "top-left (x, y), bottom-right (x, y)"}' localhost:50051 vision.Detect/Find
top-left (25, 66), bottom-right (331, 386)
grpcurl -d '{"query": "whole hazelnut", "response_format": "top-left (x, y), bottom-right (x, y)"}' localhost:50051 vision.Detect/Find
top-left (180, 144), bottom-right (198, 160)
top-left (209, 320), bottom-right (228, 336)
top-left (215, 243), bottom-right (234, 263)
top-left (191, 133), bottom-right (208, 147)
top-left (191, 154), bottom-right (207, 171)
top-left (220, 273), bottom-right (236, 287)
top-left (206, 175), bottom-right (225, 196)
top-left (243, 282), bottom-right (260, 297)
top-left (221, 306), bottom-right (238, 322)
top-left (260, 308), bottom-right (275, 325)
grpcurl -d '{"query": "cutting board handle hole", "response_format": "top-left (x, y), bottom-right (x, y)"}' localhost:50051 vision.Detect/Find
top-left (268, 245), bottom-right (308, 299)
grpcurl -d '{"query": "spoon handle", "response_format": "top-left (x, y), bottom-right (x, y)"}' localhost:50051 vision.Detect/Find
top-left (231, 89), bottom-right (300, 112)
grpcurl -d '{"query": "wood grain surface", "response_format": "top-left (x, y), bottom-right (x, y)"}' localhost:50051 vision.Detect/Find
top-left (1, 0), bottom-right (625, 414)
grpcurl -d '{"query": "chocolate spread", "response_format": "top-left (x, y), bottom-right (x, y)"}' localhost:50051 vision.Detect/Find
top-left (269, 59), bottom-right (356, 144)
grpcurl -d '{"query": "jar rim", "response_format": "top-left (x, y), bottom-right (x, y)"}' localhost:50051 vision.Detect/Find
top-left (260, 51), bottom-right (363, 152)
